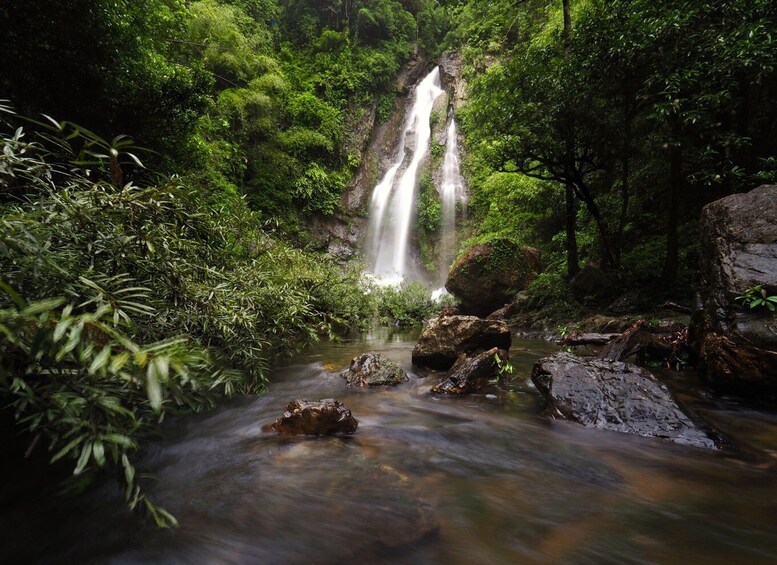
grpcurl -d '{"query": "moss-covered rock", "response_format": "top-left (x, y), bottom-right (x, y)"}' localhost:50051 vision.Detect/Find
top-left (445, 239), bottom-right (541, 316)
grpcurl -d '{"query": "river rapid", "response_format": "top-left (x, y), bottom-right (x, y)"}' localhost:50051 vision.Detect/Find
top-left (4, 327), bottom-right (777, 564)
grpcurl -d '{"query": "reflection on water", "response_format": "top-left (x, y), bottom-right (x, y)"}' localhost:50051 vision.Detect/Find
top-left (3, 326), bottom-right (777, 563)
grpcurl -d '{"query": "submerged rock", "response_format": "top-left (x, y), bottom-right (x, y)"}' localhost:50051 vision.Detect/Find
top-left (531, 352), bottom-right (716, 449)
top-left (696, 184), bottom-right (777, 399)
top-left (340, 352), bottom-right (408, 387)
top-left (412, 315), bottom-right (512, 370)
top-left (265, 399), bottom-right (358, 436)
top-left (432, 347), bottom-right (507, 395)
top-left (445, 239), bottom-right (541, 316)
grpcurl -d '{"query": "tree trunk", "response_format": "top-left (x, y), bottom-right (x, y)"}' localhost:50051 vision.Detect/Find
top-left (573, 181), bottom-right (617, 270)
top-left (562, 0), bottom-right (572, 52)
top-left (560, 0), bottom-right (577, 277)
top-left (565, 183), bottom-right (580, 278)
top-left (662, 140), bottom-right (681, 284)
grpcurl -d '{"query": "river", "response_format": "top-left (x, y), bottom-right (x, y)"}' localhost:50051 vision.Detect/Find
top-left (3, 327), bottom-right (777, 563)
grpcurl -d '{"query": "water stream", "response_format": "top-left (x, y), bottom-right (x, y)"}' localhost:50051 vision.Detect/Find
top-left (4, 329), bottom-right (777, 563)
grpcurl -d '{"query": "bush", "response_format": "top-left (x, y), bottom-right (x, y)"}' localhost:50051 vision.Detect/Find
top-left (0, 113), bottom-right (374, 524)
top-left (369, 281), bottom-right (444, 326)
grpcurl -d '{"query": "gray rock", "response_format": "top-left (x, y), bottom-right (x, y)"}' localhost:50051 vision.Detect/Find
top-left (264, 399), bottom-right (358, 436)
top-left (432, 347), bottom-right (507, 395)
top-left (412, 315), bottom-right (512, 370)
top-left (531, 352), bottom-right (716, 449)
top-left (697, 184), bottom-right (777, 397)
top-left (340, 352), bottom-right (408, 387)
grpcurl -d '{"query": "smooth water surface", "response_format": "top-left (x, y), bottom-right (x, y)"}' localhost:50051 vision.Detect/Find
top-left (4, 328), bottom-right (777, 564)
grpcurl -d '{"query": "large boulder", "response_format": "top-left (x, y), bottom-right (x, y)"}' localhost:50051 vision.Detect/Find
top-left (412, 315), bottom-right (512, 370)
top-left (696, 184), bottom-right (777, 398)
top-left (431, 347), bottom-right (507, 395)
top-left (264, 399), bottom-right (358, 436)
top-left (340, 353), bottom-right (408, 387)
top-left (445, 239), bottom-right (541, 316)
top-left (531, 352), bottom-right (716, 449)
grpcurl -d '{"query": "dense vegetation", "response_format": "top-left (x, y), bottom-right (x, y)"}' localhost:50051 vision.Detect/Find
top-left (1, 0), bottom-right (776, 524)
top-left (452, 0), bottom-right (777, 312)
top-left (0, 0), bottom-right (446, 524)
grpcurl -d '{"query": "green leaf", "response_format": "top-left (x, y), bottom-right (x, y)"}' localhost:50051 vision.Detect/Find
top-left (146, 363), bottom-right (163, 411)
top-left (74, 440), bottom-right (93, 475)
top-left (22, 297), bottom-right (66, 316)
top-left (50, 434), bottom-right (87, 463)
top-left (88, 346), bottom-right (112, 375)
top-left (92, 440), bottom-right (106, 467)
top-left (122, 453), bottom-right (135, 486)
top-left (0, 281), bottom-right (26, 308)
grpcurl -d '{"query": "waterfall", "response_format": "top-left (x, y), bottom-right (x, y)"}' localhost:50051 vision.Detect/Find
top-left (438, 116), bottom-right (466, 284)
top-left (368, 67), bottom-right (444, 285)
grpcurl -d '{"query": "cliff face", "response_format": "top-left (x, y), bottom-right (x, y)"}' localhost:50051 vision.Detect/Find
top-left (306, 55), bottom-right (430, 260)
top-left (438, 51), bottom-right (467, 109)
top-left (309, 52), bottom-right (467, 263)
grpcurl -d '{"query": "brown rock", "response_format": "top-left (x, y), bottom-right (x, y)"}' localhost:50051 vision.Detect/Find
top-left (265, 399), bottom-right (358, 436)
top-left (412, 315), bottom-right (512, 370)
top-left (431, 347), bottom-right (507, 395)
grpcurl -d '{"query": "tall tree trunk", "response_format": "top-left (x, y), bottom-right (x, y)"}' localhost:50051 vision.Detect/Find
top-left (561, 0), bottom-right (578, 278)
top-left (562, 0), bottom-right (572, 52)
top-left (572, 181), bottom-right (617, 270)
top-left (616, 90), bottom-right (634, 268)
top-left (662, 140), bottom-right (681, 284)
top-left (615, 156), bottom-right (629, 267)
top-left (565, 183), bottom-right (580, 278)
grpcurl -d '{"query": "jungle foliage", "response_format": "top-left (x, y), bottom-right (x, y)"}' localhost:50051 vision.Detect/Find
top-left (452, 0), bottom-right (777, 297)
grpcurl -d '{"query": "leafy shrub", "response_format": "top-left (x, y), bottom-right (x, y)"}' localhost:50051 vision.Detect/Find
top-left (369, 281), bottom-right (443, 326)
top-left (0, 113), bottom-right (373, 524)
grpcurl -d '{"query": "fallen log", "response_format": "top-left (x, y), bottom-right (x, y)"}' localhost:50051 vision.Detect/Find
top-left (562, 332), bottom-right (621, 346)
top-left (660, 301), bottom-right (692, 314)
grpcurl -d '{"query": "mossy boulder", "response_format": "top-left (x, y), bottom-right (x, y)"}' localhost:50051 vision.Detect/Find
top-left (445, 239), bottom-right (541, 316)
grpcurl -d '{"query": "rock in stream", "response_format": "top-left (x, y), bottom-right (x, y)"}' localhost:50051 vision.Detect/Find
top-left (432, 347), bottom-right (507, 395)
top-left (412, 315), bottom-right (512, 370)
top-left (264, 399), bottom-right (358, 436)
top-left (341, 352), bottom-right (408, 387)
top-left (695, 184), bottom-right (777, 399)
top-left (531, 352), bottom-right (716, 449)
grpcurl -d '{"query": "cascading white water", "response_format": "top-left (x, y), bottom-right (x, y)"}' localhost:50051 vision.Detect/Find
top-left (368, 67), bottom-right (444, 285)
top-left (438, 116), bottom-right (466, 283)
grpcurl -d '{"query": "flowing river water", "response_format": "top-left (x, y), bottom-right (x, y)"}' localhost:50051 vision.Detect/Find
top-left (4, 328), bottom-right (777, 564)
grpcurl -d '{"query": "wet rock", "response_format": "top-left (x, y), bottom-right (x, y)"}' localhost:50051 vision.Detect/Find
top-left (445, 239), bottom-right (541, 316)
top-left (340, 352), bottom-right (409, 387)
top-left (531, 352), bottom-right (716, 449)
top-left (486, 291), bottom-right (529, 321)
top-left (432, 347), bottom-right (507, 395)
top-left (697, 184), bottom-right (777, 398)
top-left (438, 51), bottom-right (467, 108)
top-left (264, 399), bottom-right (358, 436)
top-left (412, 315), bottom-right (512, 370)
